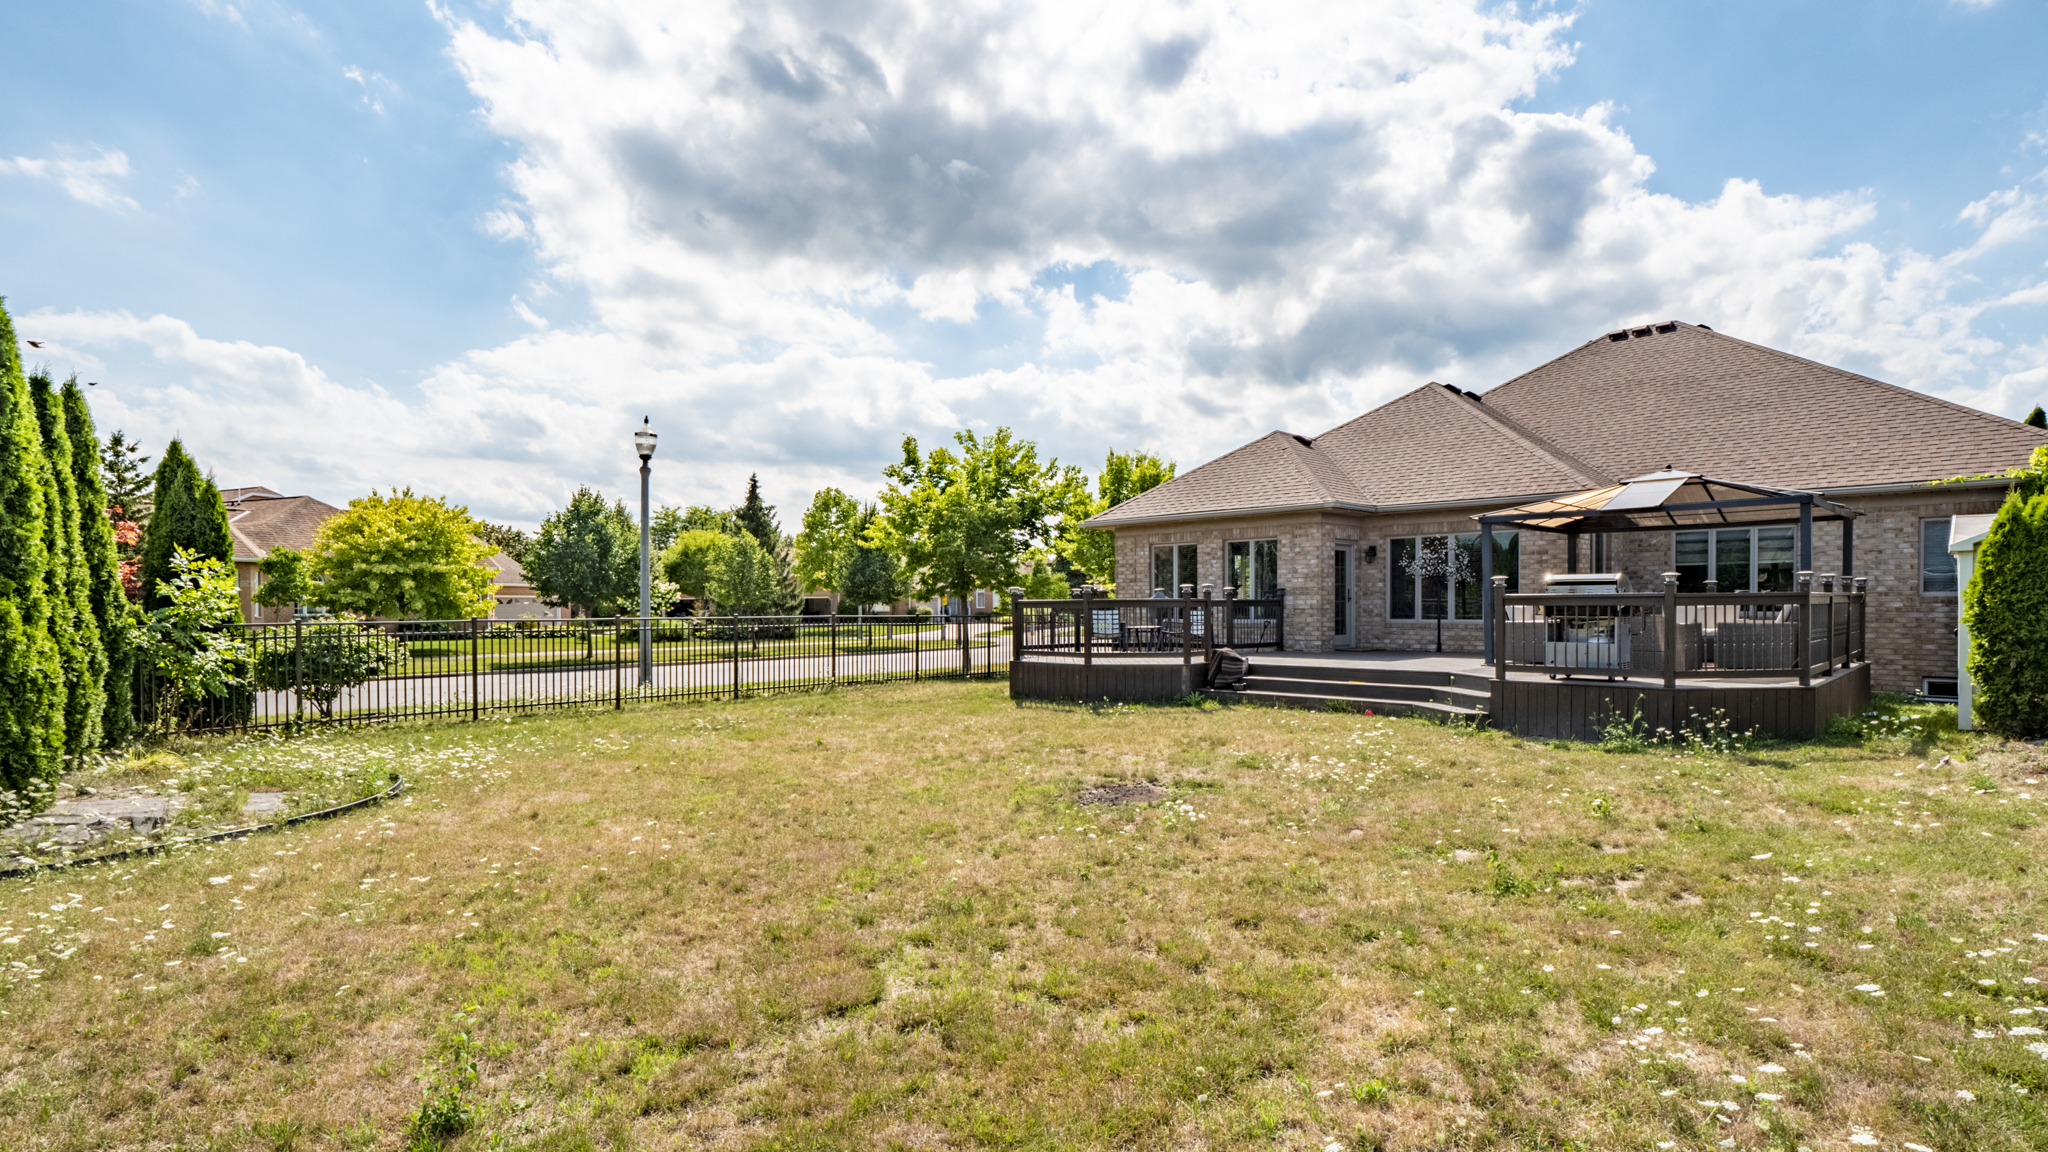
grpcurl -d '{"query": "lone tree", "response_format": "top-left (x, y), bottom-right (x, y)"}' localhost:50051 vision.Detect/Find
top-left (736, 474), bottom-right (780, 553)
top-left (29, 372), bottom-right (106, 758)
top-left (61, 378), bottom-right (136, 747)
top-left (1965, 446), bottom-right (2048, 738)
top-left (833, 505), bottom-right (904, 616)
top-left (793, 487), bottom-right (861, 599)
top-left (1057, 448), bottom-right (1175, 586)
top-left (525, 487), bottom-right (637, 617)
top-left (139, 439), bottom-right (233, 610)
top-left (877, 428), bottom-right (1077, 614)
top-left (310, 489), bottom-right (496, 620)
top-left (0, 298), bottom-right (65, 805)
top-left (100, 430), bottom-right (153, 539)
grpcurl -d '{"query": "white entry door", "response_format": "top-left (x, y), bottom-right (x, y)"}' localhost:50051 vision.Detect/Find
top-left (1333, 544), bottom-right (1356, 648)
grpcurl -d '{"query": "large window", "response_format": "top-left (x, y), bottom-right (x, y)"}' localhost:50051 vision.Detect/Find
top-left (1389, 532), bottom-right (1517, 620)
top-left (1673, 527), bottom-right (1796, 592)
top-left (1921, 519), bottom-right (1957, 594)
top-left (1151, 543), bottom-right (1198, 594)
top-left (1225, 539), bottom-right (1279, 599)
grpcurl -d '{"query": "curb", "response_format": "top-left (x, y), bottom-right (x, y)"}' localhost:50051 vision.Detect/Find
top-left (0, 776), bottom-right (405, 881)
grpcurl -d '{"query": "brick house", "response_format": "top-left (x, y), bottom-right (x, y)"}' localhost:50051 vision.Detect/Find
top-left (1085, 321), bottom-right (2048, 695)
top-left (222, 486), bottom-right (344, 623)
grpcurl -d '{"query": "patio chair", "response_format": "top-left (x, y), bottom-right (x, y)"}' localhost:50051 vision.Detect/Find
top-left (1090, 608), bottom-right (1125, 650)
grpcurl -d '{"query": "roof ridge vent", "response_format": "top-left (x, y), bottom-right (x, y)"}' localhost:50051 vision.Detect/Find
top-left (1653, 322), bottom-right (1678, 334)
top-left (1291, 433), bottom-right (1314, 448)
top-left (1606, 330), bottom-right (1629, 342)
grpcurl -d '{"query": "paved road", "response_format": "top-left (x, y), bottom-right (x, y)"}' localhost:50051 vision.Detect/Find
top-left (243, 625), bottom-right (1013, 725)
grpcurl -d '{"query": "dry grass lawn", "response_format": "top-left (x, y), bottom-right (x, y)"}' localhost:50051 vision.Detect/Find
top-left (3, 682), bottom-right (2046, 1151)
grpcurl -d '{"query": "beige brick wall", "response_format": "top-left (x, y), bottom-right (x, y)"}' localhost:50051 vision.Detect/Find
top-left (1115, 485), bottom-right (2008, 688)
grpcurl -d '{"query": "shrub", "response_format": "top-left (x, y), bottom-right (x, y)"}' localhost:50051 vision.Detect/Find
top-left (0, 300), bottom-right (65, 805)
top-left (136, 549), bottom-right (249, 732)
top-left (252, 624), bottom-right (406, 720)
top-left (1965, 467), bottom-right (2048, 738)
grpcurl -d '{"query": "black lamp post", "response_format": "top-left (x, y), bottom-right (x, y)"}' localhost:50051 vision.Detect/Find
top-left (633, 417), bottom-right (658, 686)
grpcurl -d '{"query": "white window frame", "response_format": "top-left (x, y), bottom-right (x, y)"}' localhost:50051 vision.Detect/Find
top-left (1671, 526), bottom-right (1798, 593)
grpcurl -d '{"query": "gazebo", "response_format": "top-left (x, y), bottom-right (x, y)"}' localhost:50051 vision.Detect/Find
top-left (1475, 470), bottom-right (1861, 664)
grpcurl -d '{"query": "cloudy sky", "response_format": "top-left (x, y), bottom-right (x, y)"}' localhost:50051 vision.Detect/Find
top-left (5, 0), bottom-right (2047, 527)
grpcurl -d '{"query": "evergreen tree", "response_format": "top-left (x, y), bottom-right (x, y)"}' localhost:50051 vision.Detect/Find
top-left (101, 430), bottom-right (153, 538)
top-left (61, 379), bottom-right (134, 747)
top-left (736, 474), bottom-right (780, 552)
top-left (139, 439), bottom-right (234, 611)
top-left (0, 299), bottom-right (66, 806)
top-left (1965, 471), bottom-right (2048, 738)
top-left (29, 373), bottom-right (105, 757)
top-left (2028, 406), bottom-right (2047, 430)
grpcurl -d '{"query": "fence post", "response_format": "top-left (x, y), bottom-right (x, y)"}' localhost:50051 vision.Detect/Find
top-left (1081, 586), bottom-right (1095, 668)
top-left (1661, 572), bottom-right (1679, 692)
top-left (1795, 571), bottom-right (1813, 687)
top-left (1225, 585), bottom-right (1237, 648)
top-left (613, 617), bottom-right (623, 710)
top-left (293, 616), bottom-right (305, 731)
top-left (830, 609), bottom-right (838, 686)
top-left (730, 611), bottom-right (741, 699)
top-left (470, 617), bottom-right (482, 723)
top-left (1201, 586), bottom-right (1215, 669)
top-left (1492, 576), bottom-right (1508, 683)
top-left (1274, 588), bottom-right (1287, 651)
top-left (959, 602), bottom-right (970, 678)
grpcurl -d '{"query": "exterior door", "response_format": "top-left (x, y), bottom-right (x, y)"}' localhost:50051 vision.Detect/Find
top-left (1333, 544), bottom-right (1355, 648)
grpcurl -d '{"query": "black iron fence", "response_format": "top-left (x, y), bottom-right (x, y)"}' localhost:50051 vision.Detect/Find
top-left (1011, 590), bottom-right (1286, 664)
top-left (1492, 572), bottom-right (1865, 686)
top-left (135, 613), bottom-right (1007, 735)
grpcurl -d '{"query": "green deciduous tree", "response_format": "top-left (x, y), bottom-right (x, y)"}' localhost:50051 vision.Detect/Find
top-left (650, 505), bottom-right (685, 554)
top-left (678, 504), bottom-right (738, 535)
top-left (0, 300), bottom-right (65, 807)
top-left (1056, 449), bottom-right (1174, 586)
top-left (1966, 446), bottom-right (2048, 738)
top-left (736, 474), bottom-right (781, 553)
top-left (876, 428), bottom-right (1078, 609)
top-left (253, 546), bottom-right (321, 613)
top-left (310, 490), bottom-right (496, 620)
top-left (793, 487), bottom-right (861, 595)
top-left (139, 439), bottom-right (233, 611)
top-left (834, 506), bottom-right (905, 615)
top-left (475, 522), bottom-right (532, 563)
top-left (524, 487), bottom-right (636, 617)
top-left (100, 430), bottom-right (152, 539)
top-left (29, 372), bottom-right (106, 758)
top-left (706, 531), bottom-right (782, 615)
top-left (61, 378), bottom-right (136, 748)
top-left (659, 529), bottom-right (727, 609)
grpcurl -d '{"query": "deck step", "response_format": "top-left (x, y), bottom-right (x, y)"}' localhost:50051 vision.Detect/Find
top-left (1236, 675), bottom-right (1489, 709)
top-left (1241, 662), bottom-right (1493, 693)
top-left (1209, 689), bottom-right (1485, 720)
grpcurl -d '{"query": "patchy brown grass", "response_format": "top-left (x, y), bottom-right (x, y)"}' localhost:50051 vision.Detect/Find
top-left (2, 683), bottom-right (2047, 1151)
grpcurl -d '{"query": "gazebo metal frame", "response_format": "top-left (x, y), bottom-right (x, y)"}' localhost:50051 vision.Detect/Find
top-left (1474, 470), bottom-right (1861, 664)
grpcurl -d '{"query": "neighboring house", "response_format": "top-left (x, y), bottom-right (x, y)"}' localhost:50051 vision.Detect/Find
top-left (1086, 321), bottom-right (2048, 695)
top-left (222, 486), bottom-right (343, 623)
top-left (484, 551), bottom-right (565, 622)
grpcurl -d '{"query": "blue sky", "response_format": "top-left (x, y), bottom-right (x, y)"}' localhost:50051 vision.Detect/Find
top-left (4, 0), bottom-right (2046, 526)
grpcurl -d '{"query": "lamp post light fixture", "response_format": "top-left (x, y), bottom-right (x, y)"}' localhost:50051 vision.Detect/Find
top-left (634, 417), bottom-right (658, 686)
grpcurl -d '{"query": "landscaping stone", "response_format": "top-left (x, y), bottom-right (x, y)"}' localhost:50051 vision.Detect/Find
top-left (4, 793), bottom-right (184, 844)
top-left (242, 792), bottom-right (288, 818)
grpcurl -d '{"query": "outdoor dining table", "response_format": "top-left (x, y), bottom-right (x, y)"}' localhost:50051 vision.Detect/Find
top-left (1124, 624), bottom-right (1166, 651)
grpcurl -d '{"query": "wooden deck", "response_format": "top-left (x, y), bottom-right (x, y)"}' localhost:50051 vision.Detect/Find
top-left (1008, 647), bottom-right (1871, 740)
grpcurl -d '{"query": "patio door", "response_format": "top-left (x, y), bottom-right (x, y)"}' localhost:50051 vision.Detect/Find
top-left (1333, 543), bottom-right (1356, 648)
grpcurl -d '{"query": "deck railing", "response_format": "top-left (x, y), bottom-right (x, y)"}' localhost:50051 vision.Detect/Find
top-left (1490, 571), bottom-right (1865, 687)
top-left (1010, 588), bottom-right (1286, 665)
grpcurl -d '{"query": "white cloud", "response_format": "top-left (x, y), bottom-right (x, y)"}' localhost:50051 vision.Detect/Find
top-left (34, 0), bottom-right (2048, 526)
top-left (342, 65), bottom-right (394, 114)
top-left (0, 147), bottom-right (139, 210)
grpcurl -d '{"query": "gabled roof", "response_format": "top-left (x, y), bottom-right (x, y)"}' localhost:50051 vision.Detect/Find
top-left (225, 493), bottom-right (343, 562)
top-left (1484, 322), bottom-right (2048, 490)
top-left (1086, 431), bottom-right (1372, 526)
top-left (1087, 321), bottom-right (2048, 529)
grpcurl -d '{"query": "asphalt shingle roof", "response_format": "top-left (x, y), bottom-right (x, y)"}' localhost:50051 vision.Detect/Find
top-left (1087, 322), bottom-right (2048, 528)
top-left (225, 493), bottom-right (343, 561)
